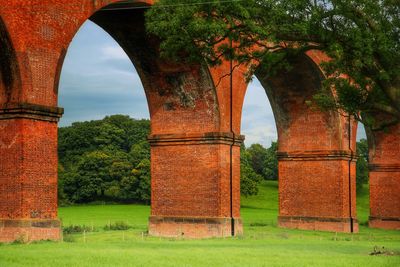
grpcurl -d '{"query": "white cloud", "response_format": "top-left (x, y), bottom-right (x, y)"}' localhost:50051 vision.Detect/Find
top-left (243, 125), bottom-right (277, 147)
top-left (357, 123), bottom-right (367, 140)
top-left (101, 45), bottom-right (129, 60)
top-left (241, 78), bottom-right (277, 147)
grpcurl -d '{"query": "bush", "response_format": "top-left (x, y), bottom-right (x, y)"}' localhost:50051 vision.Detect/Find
top-left (104, 221), bottom-right (131, 231)
top-left (63, 225), bottom-right (96, 235)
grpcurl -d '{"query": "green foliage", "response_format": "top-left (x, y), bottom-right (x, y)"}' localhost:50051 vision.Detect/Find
top-left (244, 142), bottom-right (278, 181)
top-left (58, 115), bottom-right (151, 204)
top-left (103, 221), bottom-right (131, 231)
top-left (120, 159), bottom-right (151, 204)
top-left (63, 225), bottom-right (96, 235)
top-left (356, 138), bottom-right (369, 191)
top-left (262, 142), bottom-right (278, 180)
top-left (146, 0), bottom-right (400, 130)
top-left (240, 142), bottom-right (277, 197)
top-left (246, 144), bottom-right (268, 176)
top-left (240, 162), bottom-right (262, 197)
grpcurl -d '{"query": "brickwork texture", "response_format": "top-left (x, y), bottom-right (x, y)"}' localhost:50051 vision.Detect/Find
top-left (0, 0), bottom-right (398, 242)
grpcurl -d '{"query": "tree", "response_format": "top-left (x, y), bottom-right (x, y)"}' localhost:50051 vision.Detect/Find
top-left (245, 142), bottom-right (278, 180)
top-left (240, 145), bottom-right (263, 197)
top-left (241, 163), bottom-right (262, 197)
top-left (263, 142), bottom-right (278, 180)
top-left (246, 144), bottom-right (268, 177)
top-left (356, 138), bottom-right (369, 191)
top-left (58, 115), bottom-right (152, 204)
top-left (119, 159), bottom-right (151, 203)
top-left (94, 123), bottom-right (126, 150)
top-left (129, 141), bottom-right (151, 167)
top-left (57, 164), bottom-right (70, 206)
top-left (72, 151), bottom-right (113, 202)
top-left (146, 0), bottom-right (400, 130)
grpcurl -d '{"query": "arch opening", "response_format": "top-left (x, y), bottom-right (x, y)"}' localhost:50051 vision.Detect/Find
top-left (239, 76), bottom-right (279, 225)
top-left (57, 19), bottom-right (152, 205)
top-left (55, 3), bottom-right (223, 236)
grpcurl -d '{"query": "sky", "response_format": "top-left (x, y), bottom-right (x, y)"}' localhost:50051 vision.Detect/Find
top-left (59, 21), bottom-right (365, 148)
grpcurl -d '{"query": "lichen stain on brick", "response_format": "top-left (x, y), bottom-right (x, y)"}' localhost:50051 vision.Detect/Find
top-left (164, 67), bottom-right (217, 111)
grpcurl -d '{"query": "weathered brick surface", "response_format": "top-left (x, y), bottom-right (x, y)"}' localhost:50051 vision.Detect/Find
top-left (148, 217), bottom-right (242, 238)
top-left (253, 55), bottom-right (359, 232)
top-left (0, 1), bottom-right (398, 242)
top-left (0, 1), bottom-right (243, 241)
top-left (0, 219), bottom-right (61, 243)
top-left (277, 158), bottom-right (358, 232)
top-left (0, 117), bottom-right (60, 220)
top-left (149, 133), bottom-right (243, 237)
top-left (0, 113), bottom-right (62, 242)
top-left (368, 123), bottom-right (400, 230)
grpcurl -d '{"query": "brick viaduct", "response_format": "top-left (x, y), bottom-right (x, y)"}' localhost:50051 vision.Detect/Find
top-left (0, 1), bottom-right (399, 242)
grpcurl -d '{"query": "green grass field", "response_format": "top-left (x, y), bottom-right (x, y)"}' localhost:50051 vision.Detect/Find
top-left (0, 181), bottom-right (399, 267)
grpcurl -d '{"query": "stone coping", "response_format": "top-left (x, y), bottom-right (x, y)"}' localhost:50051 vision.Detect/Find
top-left (278, 216), bottom-right (358, 223)
top-left (148, 132), bottom-right (245, 146)
top-left (0, 103), bottom-right (64, 122)
top-left (369, 163), bottom-right (400, 172)
top-left (0, 219), bottom-right (61, 228)
top-left (149, 216), bottom-right (242, 225)
top-left (277, 150), bottom-right (357, 161)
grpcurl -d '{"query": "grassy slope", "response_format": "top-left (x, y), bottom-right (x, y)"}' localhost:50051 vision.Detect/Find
top-left (0, 182), bottom-right (399, 267)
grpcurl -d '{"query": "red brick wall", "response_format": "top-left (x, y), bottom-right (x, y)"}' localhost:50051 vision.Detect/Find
top-left (148, 133), bottom-right (243, 238)
top-left (1, 0), bottom-right (398, 242)
top-left (368, 123), bottom-right (400, 230)
top-left (252, 55), bottom-right (358, 232)
top-left (0, 0), bottom-right (243, 241)
top-left (0, 118), bottom-right (58, 220)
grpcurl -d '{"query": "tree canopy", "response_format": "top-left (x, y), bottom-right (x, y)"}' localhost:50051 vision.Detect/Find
top-left (58, 115), bottom-right (151, 204)
top-left (146, 0), bottom-right (400, 130)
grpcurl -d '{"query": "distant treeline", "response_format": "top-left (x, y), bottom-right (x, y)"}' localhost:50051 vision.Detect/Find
top-left (58, 115), bottom-right (368, 205)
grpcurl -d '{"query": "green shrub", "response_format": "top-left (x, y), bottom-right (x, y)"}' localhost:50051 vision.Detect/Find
top-left (63, 225), bottom-right (96, 235)
top-left (104, 221), bottom-right (131, 231)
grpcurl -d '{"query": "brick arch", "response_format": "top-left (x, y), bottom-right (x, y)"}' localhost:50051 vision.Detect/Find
top-left (46, 3), bottom-right (222, 135)
top-left (0, 1), bottom-right (241, 242)
top-left (87, 8), bottom-right (220, 134)
top-left (229, 53), bottom-right (358, 232)
top-left (255, 54), bottom-right (347, 151)
top-left (3, 1), bottom-right (395, 243)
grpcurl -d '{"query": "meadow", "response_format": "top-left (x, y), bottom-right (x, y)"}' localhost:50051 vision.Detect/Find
top-left (0, 181), bottom-right (399, 267)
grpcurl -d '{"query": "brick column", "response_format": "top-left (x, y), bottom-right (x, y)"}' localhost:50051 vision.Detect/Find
top-left (369, 164), bottom-right (400, 230)
top-left (148, 132), bottom-right (243, 238)
top-left (368, 124), bottom-right (400, 230)
top-left (0, 103), bottom-right (63, 243)
top-left (277, 150), bottom-right (359, 233)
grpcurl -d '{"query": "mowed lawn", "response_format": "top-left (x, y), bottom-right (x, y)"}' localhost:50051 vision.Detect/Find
top-left (0, 181), bottom-right (399, 267)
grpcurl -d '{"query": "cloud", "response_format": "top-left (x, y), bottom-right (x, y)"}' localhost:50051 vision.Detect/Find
top-left (357, 124), bottom-right (367, 140)
top-left (243, 125), bottom-right (277, 147)
top-left (101, 45), bottom-right (129, 60)
top-left (59, 21), bottom-right (150, 127)
top-left (241, 80), bottom-right (278, 147)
